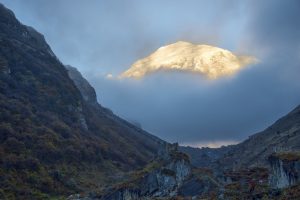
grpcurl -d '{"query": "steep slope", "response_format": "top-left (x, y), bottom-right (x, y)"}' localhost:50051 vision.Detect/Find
top-left (220, 105), bottom-right (300, 169)
top-left (181, 105), bottom-right (300, 170)
top-left (65, 65), bottom-right (164, 166)
top-left (0, 4), bottom-right (164, 199)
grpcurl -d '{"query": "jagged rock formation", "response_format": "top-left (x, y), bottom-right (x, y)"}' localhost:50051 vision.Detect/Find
top-left (178, 168), bottom-right (220, 198)
top-left (0, 3), bottom-right (164, 199)
top-left (100, 143), bottom-right (192, 200)
top-left (65, 65), bottom-right (98, 106)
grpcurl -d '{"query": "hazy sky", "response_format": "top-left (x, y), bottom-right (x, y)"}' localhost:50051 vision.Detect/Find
top-left (1, 0), bottom-right (300, 147)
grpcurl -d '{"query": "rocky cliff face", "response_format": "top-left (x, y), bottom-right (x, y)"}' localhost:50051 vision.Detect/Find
top-left (98, 143), bottom-right (192, 200)
top-left (65, 65), bottom-right (98, 106)
top-left (268, 152), bottom-right (300, 189)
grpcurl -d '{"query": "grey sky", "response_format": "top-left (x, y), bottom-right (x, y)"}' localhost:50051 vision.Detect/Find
top-left (1, 0), bottom-right (300, 147)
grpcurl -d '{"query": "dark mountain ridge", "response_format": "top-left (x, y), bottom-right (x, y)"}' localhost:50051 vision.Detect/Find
top-left (181, 104), bottom-right (300, 170)
top-left (0, 3), bottom-right (164, 199)
top-left (220, 104), bottom-right (300, 169)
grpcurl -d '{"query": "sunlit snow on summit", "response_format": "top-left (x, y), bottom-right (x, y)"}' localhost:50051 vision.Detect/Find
top-left (120, 41), bottom-right (257, 79)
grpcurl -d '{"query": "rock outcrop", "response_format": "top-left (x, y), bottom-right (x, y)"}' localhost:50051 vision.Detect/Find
top-left (99, 143), bottom-right (192, 200)
top-left (65, 65), bottom-right (98, 106)
top-left (268, 152), bottom-right (300, 188)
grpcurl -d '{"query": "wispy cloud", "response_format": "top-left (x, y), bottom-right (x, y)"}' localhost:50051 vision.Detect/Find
top-left (181, 140), bottom-right (239, 148)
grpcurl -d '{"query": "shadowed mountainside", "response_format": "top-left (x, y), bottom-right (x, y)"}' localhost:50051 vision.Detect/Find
top-left (220, 105), bottom-right (300, 170)
top-left (0, 3), bottom-right (164, 199)
top-left (180, 105), bottom-right (300, 170)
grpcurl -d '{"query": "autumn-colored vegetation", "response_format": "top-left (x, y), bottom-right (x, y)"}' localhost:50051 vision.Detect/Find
top-left (0, 4), bottom-right (161, 199)
top-left (271, 152), bottom-right (300, 162)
